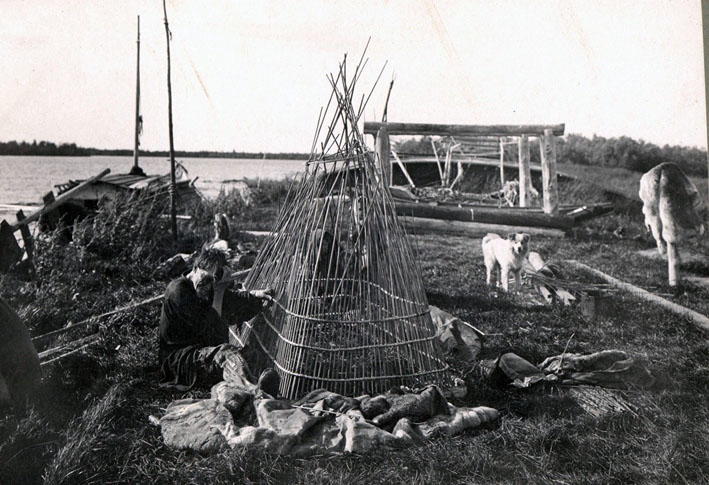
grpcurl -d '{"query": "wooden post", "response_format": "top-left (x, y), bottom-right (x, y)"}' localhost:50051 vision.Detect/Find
top-left (667, 243), bottom-right (680, 287)
top-left (702, 0), bottom-right (709, 224)
top-left (16, 210), bottom-right (33, 260)
top-left (518, 135), bottom-right (532, 207)
top-left (375, 127), bottom-right (391, 186)
top-left (499, 137), bottom-right (505, 187)
top-left (133, 15), bottom-right (143, 174)
top-left (0, 220), bottom-right (23, 271)
top-left (539, 129), bottom-right (558, 215)
top-left (163, 0), bottom-right (178, 243)
top-left (443, 143), bottom-right (452, 186)
top-left (430, 138), bottom-right (444, 183)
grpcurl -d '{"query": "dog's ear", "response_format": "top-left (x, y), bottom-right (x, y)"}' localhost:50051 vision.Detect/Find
top-left (522, 233), bottom-right (530, 243)
top-left (506, 233), bottom-right (516, 240)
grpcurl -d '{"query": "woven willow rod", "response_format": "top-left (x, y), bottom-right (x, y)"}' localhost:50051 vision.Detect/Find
top-left (239, 53), bottom-right (450, 399)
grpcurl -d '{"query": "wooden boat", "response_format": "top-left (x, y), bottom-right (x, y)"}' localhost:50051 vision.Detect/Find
top-left (388, 157), bottom-right (613, 238)
top-left (43, 14), bottom-right (201, 225)
top-left (0, 14), bottom-right (201, 272)
top-left (52, 169), bottom-right (200, 213)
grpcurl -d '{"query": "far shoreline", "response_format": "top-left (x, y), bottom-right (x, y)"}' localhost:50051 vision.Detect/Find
top-left (0, 139), bottom-right (310, 160)
top-left (0, 152), bottom-right (309, 161)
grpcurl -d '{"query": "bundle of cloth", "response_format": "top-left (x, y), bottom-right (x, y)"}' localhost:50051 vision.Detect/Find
top-left (489, 349), bottom-right (655, 389)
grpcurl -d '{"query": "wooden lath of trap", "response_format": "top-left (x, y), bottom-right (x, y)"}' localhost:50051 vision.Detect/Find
top-left (240, 51), bottom-right (450, 399)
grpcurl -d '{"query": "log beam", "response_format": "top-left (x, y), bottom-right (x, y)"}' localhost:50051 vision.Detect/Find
top-left (363, 122), bottom-right (565, 137)
top-left (395, 202), bottom-right (574, 229)
top-left (398, 216), bottom-right (566, 238)
top-left (566, 260), bottom-right (709, 331)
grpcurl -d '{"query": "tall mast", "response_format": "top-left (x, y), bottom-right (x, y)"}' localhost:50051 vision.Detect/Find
top-left (132, 15), bottom-right (143, 174)
top-left (163, 0), bottom-right (178, 242)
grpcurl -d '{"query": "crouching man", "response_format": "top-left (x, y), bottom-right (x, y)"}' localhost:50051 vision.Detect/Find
top-left (158, 248), bottom-right (279, 395)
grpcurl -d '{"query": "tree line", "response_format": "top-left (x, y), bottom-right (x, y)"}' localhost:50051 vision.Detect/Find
top-left (0, 140), bottom-right (309, 160)
top-left (394, 133), bottom-right (708, 177)
top-left (0, 140), bottom-right (92, 156)
top-left (3, 135), bottom-right (707, 176)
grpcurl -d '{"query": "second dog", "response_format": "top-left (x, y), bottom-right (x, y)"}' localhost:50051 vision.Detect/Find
top-left (482, 232), bottom-right (531, 291)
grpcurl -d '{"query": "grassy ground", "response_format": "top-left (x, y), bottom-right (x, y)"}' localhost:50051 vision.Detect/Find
top-left (1, 165), bottom-right (708, 484)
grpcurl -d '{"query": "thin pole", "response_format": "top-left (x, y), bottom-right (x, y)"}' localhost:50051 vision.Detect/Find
top-left (133, 15), bottom-right (142, 173)
top-left (163, 0), bottom-right (178, 242)
top-left (381, 77), bottom-right (395, 123)
top-left (703, 0), bottom-right (709, 218)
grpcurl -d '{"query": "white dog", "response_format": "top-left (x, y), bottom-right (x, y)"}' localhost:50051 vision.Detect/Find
top-left (482, 232), bottom-right (531, 291)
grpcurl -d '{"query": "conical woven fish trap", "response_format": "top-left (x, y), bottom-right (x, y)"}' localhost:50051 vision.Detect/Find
top-left (239, 54), bottom-right (450, 399)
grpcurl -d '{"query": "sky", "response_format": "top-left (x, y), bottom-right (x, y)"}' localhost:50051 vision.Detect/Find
top-left (0, 0), bottom-right (706, 153)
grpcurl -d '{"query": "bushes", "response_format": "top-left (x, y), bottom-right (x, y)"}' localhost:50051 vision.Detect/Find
top-left (16, 183), bottom-right (282, 336)
top-left (186, 179), bottom-right (295, 239)
top-left (558, 134), bottom-right (706, 176)
top-left (21, 193), bottom-right (174, 334)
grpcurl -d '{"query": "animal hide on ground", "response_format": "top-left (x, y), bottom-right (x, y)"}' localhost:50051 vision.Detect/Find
top-left (160, 382), bottom-right (499, 456)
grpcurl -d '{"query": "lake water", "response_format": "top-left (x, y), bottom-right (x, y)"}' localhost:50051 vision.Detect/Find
top-left (0, 155), bottom-right (305, 206)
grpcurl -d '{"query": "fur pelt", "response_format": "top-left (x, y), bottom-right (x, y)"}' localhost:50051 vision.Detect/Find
top-left (638, 162), bottom-right (705, 255)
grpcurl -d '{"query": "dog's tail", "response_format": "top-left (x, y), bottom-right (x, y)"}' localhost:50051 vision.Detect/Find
top-left (482, 233), bottom-right (501, 248)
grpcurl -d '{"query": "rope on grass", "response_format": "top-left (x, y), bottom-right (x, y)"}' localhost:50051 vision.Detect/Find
top-left (565, 260), bottom-right (709, 332)
top-left (37, 334), bottom-right (100, 360)
top-left (40, 340), bottom-right (98, 367)
top-left (31, 294), bottom-right (164, 344)
top-left (32, 268), bottom-right (252, 344)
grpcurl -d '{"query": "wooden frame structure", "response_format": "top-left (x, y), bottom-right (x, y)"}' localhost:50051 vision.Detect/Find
top-left (364, 122), bottom-right (565, 215)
